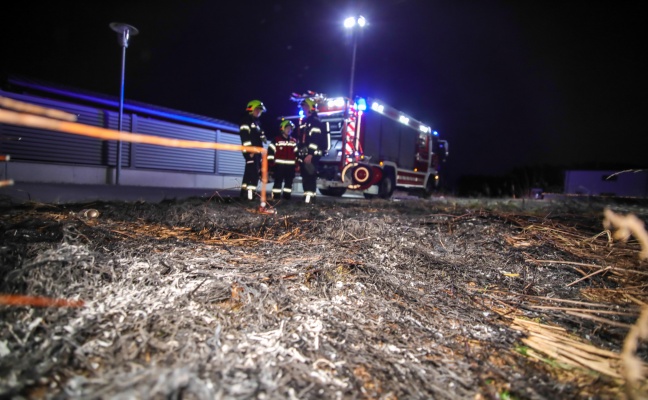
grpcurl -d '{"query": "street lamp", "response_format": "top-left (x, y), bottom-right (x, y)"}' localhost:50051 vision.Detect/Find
top-left (344, 15), bottom-right (366, 101)
top-left (109, 22), bottom-right (138, 185)
top-left (341, 16), bottom-right (366, 168)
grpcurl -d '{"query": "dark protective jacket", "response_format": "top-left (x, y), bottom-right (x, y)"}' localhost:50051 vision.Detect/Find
top-left (239, 113), bottom-right (265, 160)
top-left (298, 111), bottom-right (328, 160)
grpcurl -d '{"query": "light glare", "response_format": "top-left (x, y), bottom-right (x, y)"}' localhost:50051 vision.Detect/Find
top-left (358, 16), bottom-right (366, 27)
top-left (327, 97), bottom-right (345, 108)
top-left (344, 17), bottom-right (355, 28)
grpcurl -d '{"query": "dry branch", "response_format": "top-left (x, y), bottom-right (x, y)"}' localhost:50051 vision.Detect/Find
top-left (621, 306), bottom-right (648, 399)
top-left (604, 208), bottom-right (648, 260)
top-left (512, 318), bottom-right (640, 380)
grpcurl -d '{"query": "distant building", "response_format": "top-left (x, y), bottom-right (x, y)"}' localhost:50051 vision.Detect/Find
top-left (0, 75), bottom-right (246, 190)
top-left (564, 170), bottom-right (648, 197)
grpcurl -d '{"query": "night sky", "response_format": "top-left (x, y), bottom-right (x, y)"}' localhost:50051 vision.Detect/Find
top-left (2, 1), bottom-right (646, 188)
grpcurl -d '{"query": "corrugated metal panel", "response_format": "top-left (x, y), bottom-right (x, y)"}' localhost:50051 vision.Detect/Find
top-left (103, 111), bottom-right (132, 167)
top-left (0, 90), bottom-right (107, 126)
top-left (7, 75), bottom-right (239, 133)
top-left (216, 131), bottom-right (245, 175)
top-left (0, 86), bottom-right (243, 174)
top-left (135, 118), bottom-right (216, 173)
top-left (0, 91), bottom-right (131, 165)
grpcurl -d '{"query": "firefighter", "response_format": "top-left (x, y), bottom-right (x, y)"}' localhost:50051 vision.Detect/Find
top-left (268, 120), bottom-right (298, 201)
top-left (297, 98), bottom-right (326, 204)
top-left (239, 99), bottom-right (267, 201)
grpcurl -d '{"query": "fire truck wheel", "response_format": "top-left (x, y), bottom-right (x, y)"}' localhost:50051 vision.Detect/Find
top-left (423, 175), bottom-right (438, 198)
top-left (378, 171), bottom-right (395, 199)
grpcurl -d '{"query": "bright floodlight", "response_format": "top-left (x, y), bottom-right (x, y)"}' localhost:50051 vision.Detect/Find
top-left (345, 16), bottom-right (367, 29)
top-left (371, 102), bottom-right (384, 113)
top-left (358, 16), bottom-right (366, 27)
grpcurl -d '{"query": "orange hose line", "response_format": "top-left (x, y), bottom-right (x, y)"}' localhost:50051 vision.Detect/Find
top-left (0, 109), bottom-right (263, 152)
top-left (0, 294), bottom-right (84, 308)
top-left (0, 96), bottom-right (78, 122)
top-left (0, 108), bottom-right (269, 203)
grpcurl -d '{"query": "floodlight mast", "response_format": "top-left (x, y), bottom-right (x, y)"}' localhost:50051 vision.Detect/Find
top-left (342, 16), bottom-right (367, 169)
top-left (344, 15), bottom-right (366, 101)
top-left (109, 22), bottom-right (138, 185)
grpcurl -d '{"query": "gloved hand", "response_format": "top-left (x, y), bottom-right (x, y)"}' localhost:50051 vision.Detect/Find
top-left (303, 154), bottom-right (313, 164)
top-left (297, 146), bottom-right (308, 159)
top-left (260, 131), bottom-right (267, 144)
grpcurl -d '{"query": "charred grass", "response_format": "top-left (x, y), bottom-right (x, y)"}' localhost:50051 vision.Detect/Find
top-left (1, 195), bottom-right (647, 399)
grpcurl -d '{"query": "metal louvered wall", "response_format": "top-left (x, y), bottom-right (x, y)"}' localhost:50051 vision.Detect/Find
top-left (0, 92), bottom-right (131, 166)
top-left (0, 89), bottom-right (244, 176)
top-left (134, 117), bottom-right (216, 173)
top-left (216, 130), bottom-right (245, 175)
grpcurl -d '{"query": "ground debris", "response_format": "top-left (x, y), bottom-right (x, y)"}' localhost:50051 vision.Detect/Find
top-left (0, 197), bottom-right (647, 399)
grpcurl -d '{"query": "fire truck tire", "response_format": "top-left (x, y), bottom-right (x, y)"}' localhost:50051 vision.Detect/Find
top-left (422, 175), bottom-right (438, 198)
top-left (378, 171), bottom-right (395, 199)
top-left (318, 187), bottom-right (347, 197)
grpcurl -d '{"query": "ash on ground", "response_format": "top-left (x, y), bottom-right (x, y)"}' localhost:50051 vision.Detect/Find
top-left (1, 195), bottom-right (647, 399)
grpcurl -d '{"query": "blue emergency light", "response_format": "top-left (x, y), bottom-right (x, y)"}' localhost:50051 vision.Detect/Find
top-left (356, 97), bottom-right (367, 111)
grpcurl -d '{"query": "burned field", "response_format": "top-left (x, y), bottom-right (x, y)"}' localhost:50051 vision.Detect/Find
top-left (1, 195), bottom-right (647, 399)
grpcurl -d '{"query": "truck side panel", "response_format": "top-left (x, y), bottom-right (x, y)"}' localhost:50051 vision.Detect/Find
top-left (362, 111), bottom-right (417, 170)
top-left (398, 126), bottom-right (417, 170)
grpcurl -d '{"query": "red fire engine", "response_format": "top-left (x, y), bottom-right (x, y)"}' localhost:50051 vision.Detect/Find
top-left (285, 92), bottom-right (449, 199)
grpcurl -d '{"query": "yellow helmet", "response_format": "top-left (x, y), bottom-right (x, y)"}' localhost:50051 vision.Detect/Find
top-left (301, 98), bottom-right (316, 110)
top-left (280, 120), bottom-right (295, 130)
top-left (246, 100), bottom-right (266, 113)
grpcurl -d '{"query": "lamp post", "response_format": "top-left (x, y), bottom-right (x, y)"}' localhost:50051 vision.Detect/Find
top-left (341, 16), bottom-right (366, 167)
top-left (109, 22), bottom-right (138, 185)
top-left (343, 15), bottom-right (366, 101)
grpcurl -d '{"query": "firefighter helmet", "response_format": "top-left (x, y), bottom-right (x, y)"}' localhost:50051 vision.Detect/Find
top-left (280, 120), bottom-right (294, 130)
top-left (301, 98), bottom-right (316, 110)
top-left (246, 100), bottom-right (267, 113)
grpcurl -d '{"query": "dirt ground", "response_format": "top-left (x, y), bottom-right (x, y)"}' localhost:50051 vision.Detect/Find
top-left (1, 194), bottom-right (647, 399)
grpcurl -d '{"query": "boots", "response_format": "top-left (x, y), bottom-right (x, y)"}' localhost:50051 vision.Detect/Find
top-left (240, 188), bottom-right (254, 201)
top-left (303, 193), bottom-right (316, 204)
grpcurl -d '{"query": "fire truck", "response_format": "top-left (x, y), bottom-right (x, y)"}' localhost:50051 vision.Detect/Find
top-left (285, 92), bottom-right (449, 199)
